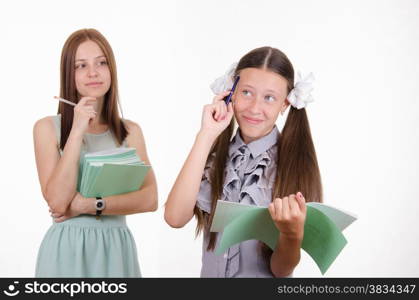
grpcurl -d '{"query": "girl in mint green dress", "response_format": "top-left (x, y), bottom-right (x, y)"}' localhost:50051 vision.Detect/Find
top-left (33, 28), bottom-right (158, 277)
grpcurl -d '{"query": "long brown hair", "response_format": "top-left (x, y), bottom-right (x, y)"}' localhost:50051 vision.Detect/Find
top-left (58, 28), bottom-right (127, 150)
top-left (195, 47), bottom-right (323, 251)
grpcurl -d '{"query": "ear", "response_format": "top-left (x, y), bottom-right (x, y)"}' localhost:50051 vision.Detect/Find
top-left (281, 98), bottom-right (290, 113)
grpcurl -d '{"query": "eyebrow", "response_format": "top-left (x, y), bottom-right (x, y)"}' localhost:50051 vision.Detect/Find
top-left (240, 84), bottom-right (282, 95)
top-left (75, 55), bottom-right (106, 62)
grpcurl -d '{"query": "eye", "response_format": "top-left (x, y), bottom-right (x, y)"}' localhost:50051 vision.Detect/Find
top-left (75, 63), bottom-right (86, 69)
top-left (99, 60), bottom-right (108, 66)
top-left (242, 90), bottom-right (252, 97)
top-left (265, 95), bottom-right (276, 102)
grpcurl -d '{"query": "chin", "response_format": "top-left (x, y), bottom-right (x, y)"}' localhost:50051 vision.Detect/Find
top-left (81, 91), bottom-right (107, 98)
top-left (239, 123), bottom-right (274, 143)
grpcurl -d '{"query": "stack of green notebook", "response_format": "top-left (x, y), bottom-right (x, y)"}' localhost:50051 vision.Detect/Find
top-left (77, 148), bottom-right (150, 198)
top-left (210, 200), bottom-right (357, 275)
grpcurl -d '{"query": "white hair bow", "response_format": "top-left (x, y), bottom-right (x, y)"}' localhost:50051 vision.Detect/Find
top-left (287, 72), bottom-right (315, 109)
top-left (210, 62), bottom-right (238, 94)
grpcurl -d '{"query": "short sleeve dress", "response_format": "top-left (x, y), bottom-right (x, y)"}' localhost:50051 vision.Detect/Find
top-left (35, 114), bottom-right (141, 277)
top-left (196, 126), bottom-right (291, 277)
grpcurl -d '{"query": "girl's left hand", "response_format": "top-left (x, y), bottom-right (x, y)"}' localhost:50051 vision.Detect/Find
top-left (50, 193), bottom-right (92, 223)
top-left (268, 192), bottom-right (307, 240)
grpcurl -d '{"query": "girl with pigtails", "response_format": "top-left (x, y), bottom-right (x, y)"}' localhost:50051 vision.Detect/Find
top-left (164, 47), bottom-right (322, 277)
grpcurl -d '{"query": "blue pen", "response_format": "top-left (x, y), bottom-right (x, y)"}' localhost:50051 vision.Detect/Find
top-left (223, 76), bottom-right (240, 105)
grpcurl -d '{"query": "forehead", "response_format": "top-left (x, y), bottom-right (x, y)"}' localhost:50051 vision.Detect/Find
top-left (75, 40), bottom-right (104, 59)
top-left (238, 67), bottom-right (288, 94)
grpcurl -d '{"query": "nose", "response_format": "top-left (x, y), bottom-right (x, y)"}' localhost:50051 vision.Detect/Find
top-left (87, 65), bottom-right (99, 78)
top-left (248, 98), bottom-right (262, 115)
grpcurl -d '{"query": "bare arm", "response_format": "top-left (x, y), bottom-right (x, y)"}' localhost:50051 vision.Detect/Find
top-left (164, 131), bottom-right (216, 227)
top-left (268, 192), bottom-right (306, 277)
top-left (52, 120), bottom-right (158, 222)
top-left (34, 98), bottom-right (96, 215)
top-left (270, 233), bottom-right (302, 277)
top-left (164, 91), bottom-right (233, 228)
top-left (33, 117), bottom-right (79, 215)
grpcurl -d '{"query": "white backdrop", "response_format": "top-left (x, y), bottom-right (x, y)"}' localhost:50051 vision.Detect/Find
top-left (0, 0), bottom-right (418, 277)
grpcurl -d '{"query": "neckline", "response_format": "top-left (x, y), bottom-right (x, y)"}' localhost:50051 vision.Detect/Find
top-left (84, 129), bottom-right (110, 136)
top-left (56, 114), bottom-right (110, 137)
top-left (229, 126), bottom-right (279, 158)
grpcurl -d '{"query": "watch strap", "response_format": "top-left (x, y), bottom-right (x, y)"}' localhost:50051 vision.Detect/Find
top-left (95, 196), bottom-right (103, 220)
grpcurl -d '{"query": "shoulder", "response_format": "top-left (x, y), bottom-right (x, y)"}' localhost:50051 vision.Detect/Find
top-left (33, 116), bottom-right (59, 148)
top-left (122, 119), bottom-right (145, 145)
top-left (123, 119), bottom-right (143, 135)
top-left (33, 116), bottom-right (56, 135)
top-left (122, 119), bottom-right (149, 157)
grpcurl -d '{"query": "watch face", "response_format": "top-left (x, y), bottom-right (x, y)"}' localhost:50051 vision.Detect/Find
top-left (96, 200), bottom-right (105, 210)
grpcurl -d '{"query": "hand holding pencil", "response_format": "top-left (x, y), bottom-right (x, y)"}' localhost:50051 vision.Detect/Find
top-left (55, 96), bottom-right (97, 135)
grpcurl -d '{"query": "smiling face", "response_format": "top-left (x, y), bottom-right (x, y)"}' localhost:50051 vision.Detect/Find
top-left (233, 67), bottom-right (289, 143)
top-left (74, 40), bottom-right (111, 99)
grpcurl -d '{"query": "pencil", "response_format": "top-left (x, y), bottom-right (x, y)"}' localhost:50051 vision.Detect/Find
top-left (54, 96), bottom-right (76, 107)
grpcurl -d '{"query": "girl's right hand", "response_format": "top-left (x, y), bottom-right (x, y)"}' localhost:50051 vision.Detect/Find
top-left (200, 90), bottom-right (234, 140)
top-left (71, 97), bottom-right (97, 135)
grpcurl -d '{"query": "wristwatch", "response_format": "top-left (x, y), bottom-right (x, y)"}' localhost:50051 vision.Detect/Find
top-left (95, 197), bottom-right (105, 220)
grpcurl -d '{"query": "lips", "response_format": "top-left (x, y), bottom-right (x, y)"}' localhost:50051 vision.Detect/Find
top-left (86, 82), bottom-right (103, 87)
top-left (242, 116), bottom-right (263, 125)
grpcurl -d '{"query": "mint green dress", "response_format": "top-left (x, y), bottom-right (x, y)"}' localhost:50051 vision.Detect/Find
top-left (35, 115), bottom-right (141, 277)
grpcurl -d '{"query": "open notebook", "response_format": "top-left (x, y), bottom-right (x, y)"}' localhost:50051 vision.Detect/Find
top-left (210, 200), bottom-right (357, 275)
top-left (77, 148), bottom-right (150, 198)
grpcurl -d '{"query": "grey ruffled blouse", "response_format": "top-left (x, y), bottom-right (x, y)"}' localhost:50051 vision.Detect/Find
top-left (196, 126), bottom-right (280, 277)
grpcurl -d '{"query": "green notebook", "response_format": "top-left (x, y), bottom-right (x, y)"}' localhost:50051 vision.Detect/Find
top-left (77, 148), bottom-right (150, 198)
top-left (210, 200), bottom-right (357, 275)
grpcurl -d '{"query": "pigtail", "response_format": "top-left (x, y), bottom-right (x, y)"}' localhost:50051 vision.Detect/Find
top-left (273, 106), bottom-right (322, 203)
